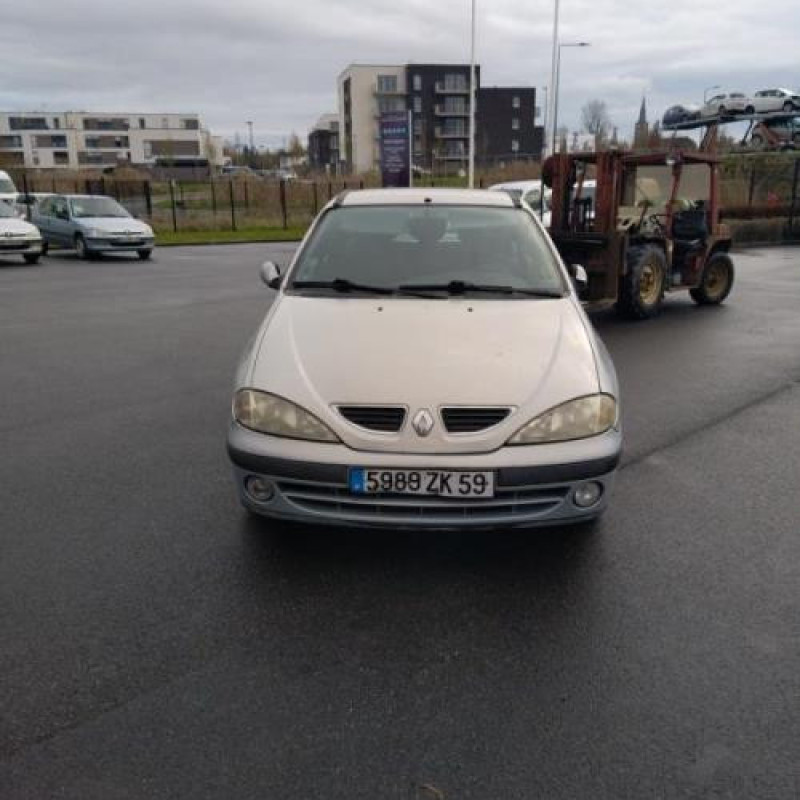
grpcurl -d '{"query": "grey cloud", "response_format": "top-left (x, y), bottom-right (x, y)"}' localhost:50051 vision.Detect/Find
top-left (2, 0), bottom-right (798, 147)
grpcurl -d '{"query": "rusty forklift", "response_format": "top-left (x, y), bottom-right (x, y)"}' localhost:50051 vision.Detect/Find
top-left (542, 144), bottom-right (735, 319)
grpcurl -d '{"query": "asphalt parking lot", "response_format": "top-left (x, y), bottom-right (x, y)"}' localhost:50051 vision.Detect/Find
top-left (1, 244), bottom-right (799, 799)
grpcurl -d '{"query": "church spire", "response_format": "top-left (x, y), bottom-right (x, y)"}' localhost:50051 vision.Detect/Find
top-left (638, 96), bottom-right (647, 125)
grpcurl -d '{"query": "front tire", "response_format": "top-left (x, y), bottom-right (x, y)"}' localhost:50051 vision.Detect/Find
top-left (617, 244), bottom-right (667, 319)
top-left (23, 253), bottom-right (40, 265)
top-left (75, 235), bottom-right (90, 260)
top-left (137, 249), bottom-right (152, 261)
top-left (41, 241), bottom-right (49, 256)
top-left (745, 105), bottom-right (755, 115)
top-left (783, 101), bottom-right (794, 112)
top-left (690, 252), bottom-right (735, 306)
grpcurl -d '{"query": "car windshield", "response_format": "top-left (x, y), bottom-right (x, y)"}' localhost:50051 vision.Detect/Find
top-left (0, 178), bottom-right (16, 193)
top-left (0, 201), bottom-right (17, 218)
top-left (289, 205), bottom-right (566, 297)
top-left (69, 196), bottom-right (131, 218)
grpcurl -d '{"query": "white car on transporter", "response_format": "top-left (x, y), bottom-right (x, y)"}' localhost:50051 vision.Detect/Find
top-left (227, 188), bottom-right (622, 529)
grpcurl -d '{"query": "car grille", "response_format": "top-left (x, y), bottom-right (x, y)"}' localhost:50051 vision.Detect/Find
top-left (337, 405), bottom-right (406, 432)
top-left (276, 479), bottom-right (569, 525)
top-left (0, 241), bottom-right (29, 250)
top-left (441, 407), bottom-right (512, 433)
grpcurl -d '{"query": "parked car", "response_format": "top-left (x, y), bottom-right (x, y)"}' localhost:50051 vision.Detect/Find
top-left (700, 92), bottom-right (749, 118)
top-left (227, 188), bottom-right (622, 529)
top-left (662, 104), bottom-right (701, 126)
top-left (749, 116), bottom-right (800, 149)
top-left (0, 170), bottom-right (18, 205)
top-left (32, 195), bottom-right (155, 260)
top-left (749, 88), bottom-right (800, 114)
top-left (0, 201), bottom-right (43, 265)
top-left (489, 180), bottom-right (552, 226)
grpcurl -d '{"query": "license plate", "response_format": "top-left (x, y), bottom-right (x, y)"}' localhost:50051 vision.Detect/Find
top-left (349, 468), bottom-right (494, 498)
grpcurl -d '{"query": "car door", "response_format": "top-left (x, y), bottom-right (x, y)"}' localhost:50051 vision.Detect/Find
top-left (32, 197), bottom-right (57, 243)
top-left (48, 196), bottom-right (73, 246)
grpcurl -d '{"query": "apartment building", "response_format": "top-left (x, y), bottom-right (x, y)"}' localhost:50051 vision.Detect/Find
top-left (0, 111), bottom-right (224, 170)
top-left (307, 113), bottom-right (341, 172)
top-left (336, 63), bottom-right (543, 174)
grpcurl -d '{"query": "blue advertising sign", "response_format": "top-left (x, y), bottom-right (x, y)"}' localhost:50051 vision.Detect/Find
top-left (379, 111), bottom-right (411, 188)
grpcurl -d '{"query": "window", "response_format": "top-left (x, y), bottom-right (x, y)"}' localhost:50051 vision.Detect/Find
top-left (512, 96), bottom-right (521, 108)
top-left (443, 73), bottom-right (467, 92)
top-left (9, 117), bottom-right (48, 130)
top-left (413, 96), bottom-right (422, 113)
top-left (139, 118), bottom-right (146, 129)
top-left (377, 75), bottom-right (398, 93)
top-left (53, 118), bottom-right (60, 129)
top-left (181, 118), bottom-right (199, 130)
top-left (511, 139), bottom-right (520, 152)
top-left (413, 74), bottom-right (421, 91)
top-left (54, 151), bottom-right (69, 165)
top-left (534, 105), bottom-right (541, 119)
top-left (0, 135), bottom-right (23, 148)
top-left (377, 97), bottom-right (405, 113)
top-left (413, 119), bottom-right (423, 133)
top-left (512, 118), bottom-right (520, 130)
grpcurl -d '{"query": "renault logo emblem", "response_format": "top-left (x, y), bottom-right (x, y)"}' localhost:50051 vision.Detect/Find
top-left (412, 409), bottom-right (435, 437)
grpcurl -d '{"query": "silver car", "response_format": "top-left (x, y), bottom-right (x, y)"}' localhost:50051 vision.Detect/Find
top-left (32, 194), bottom-right (155, 260)
top-left (227, 188), bottom-right (622, 529)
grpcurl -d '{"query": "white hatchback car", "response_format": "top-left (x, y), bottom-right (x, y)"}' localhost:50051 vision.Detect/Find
top-left (750, 88), bottom-right (800, 114)
top-left (228, 188), bottom-right (621, 529)
top-left (0, 201), bottom-right (43, 264)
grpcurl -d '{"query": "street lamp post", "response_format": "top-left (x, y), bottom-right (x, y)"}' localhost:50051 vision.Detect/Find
top-left (468, 0), bottom-right (477, 188)
top-left (552, 41), bottom-right (590, 155)
top-left (546, 0), bottom-right (560, 158)
top-left (703, 84), bottom-right (721, 104)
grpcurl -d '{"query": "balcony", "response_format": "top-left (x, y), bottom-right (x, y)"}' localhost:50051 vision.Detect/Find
top-left (435, 81), bottom-right (470, 94)
top-left (433, 150), bottom-right (467, 160)
top-left (373, 87), bottom-right (405, 97)
top-left (434, 105), bottom-right (469, 117)
top-left (435, 127), bottom-right (468, 138)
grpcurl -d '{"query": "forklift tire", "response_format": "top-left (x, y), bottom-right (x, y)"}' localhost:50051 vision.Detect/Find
top-left (750, 133), bottom-right (765, 150)
top-left (617, 245), bottom-right (667, 319)
top-left (690, 252), bottom-right (734, 306)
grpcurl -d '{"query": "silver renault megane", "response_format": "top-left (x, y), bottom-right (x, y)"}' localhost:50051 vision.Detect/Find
top-left (227, 188), bottom-right (621, 529)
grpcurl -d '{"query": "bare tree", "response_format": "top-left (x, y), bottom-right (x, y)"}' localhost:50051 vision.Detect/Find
top-left (581, 100), bottom-right (612, 142)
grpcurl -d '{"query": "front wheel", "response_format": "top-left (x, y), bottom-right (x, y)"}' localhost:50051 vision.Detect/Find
top-left (23, 253), bottom-right (40, 265)
top-left (783, 101), bottom-right (794, 112)
top-left (617, 244), bottom-right (667, 319)
top-left (137, 249), bottom-right (152, 261)
top-left (745, 105), bottom-right (755, 115)
top-left (75, 235), bottom-right (90, 260)
top-left (690, 252), bottom-right (735, 306)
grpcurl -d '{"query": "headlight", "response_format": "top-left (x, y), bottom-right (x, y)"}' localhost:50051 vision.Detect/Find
top-left (25, 230), bottom-right (41, 240)
top-left (507, 394), bottom-right (617, 445)
top-left (85, 228), bottom-right (105, 238)
top-left (233, 389), bottom-right (339, 442)
top-left (142, 225), bottom-right (154, 237)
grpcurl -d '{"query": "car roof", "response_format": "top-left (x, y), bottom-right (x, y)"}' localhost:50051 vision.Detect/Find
top-left (337, 188), bottom-right (515, 207)
top-left (487, 180), bottom-right (542, 191)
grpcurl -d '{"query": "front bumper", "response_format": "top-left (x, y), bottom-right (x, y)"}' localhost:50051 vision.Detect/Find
top-left (0, 240), bottom-right (42, 257)
top-left (227, 423), bottom-right (622, 529)
top-left (86, 236), bottom-right (154, 253)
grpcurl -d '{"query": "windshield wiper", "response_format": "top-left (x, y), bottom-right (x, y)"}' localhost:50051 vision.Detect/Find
top-left (398, 280), bottom-right (564, 298)
top-left (291, 278), bottom-right (395, 295)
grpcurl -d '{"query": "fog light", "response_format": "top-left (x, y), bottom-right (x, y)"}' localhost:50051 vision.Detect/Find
top-left (244, 476), bottom-right (275, 503)
top-left (574, 481), bottom-right (602, 508)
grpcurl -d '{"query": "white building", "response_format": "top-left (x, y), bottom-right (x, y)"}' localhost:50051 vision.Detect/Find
top-left (338, 64), bottom-right (407, 174)
top-left (0, 111), bottom-right (224, 170)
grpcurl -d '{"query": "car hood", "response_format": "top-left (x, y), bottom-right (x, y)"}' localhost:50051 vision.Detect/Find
top-left (75, 217), bottom-right (151, 234)
top-left (0, 218), bottom-right (39, 236)
top-left (247, 295), bottom-right (601, 454)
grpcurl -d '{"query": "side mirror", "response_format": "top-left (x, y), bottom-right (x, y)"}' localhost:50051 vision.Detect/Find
top-left (260, 260), bottom-right (283, 290)
top-left (569, 264), bottom-right (588, 291)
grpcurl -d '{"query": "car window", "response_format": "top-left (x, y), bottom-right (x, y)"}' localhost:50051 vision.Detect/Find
top-left (52, 197), bottom-right (68, 218)
top-left (68, 196), bottom-right (131, 218)
top-left (290, 205), bottom-right (565, 295)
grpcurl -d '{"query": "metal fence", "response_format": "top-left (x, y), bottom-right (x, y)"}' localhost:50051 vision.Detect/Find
top-left (15, 153), bottom-right (800, 239)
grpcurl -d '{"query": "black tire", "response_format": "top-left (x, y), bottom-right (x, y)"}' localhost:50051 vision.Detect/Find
top-left (690, 252), bottom-right (735, 306)
top-left (745, 105), bottom-right (755, 115)
top-left (74, 234), bottom-right (90, 260)
top-left (617, 244), bottom-right (667, 319)
top-left (41, 241), bottom-right (49, 256)
top-left (718, 105), bottom-right (726, 117)
top-left (750, 133), bottom-right (765, 150)
top-left (23, 253), bottom-right (40, 265)
top-left (137, 249), bottom-right (152, 261)
top-left (783, 101), bottom-right (794, 112)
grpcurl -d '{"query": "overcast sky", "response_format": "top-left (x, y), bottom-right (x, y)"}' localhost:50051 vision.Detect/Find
top-left (3, 0), bottom-right (798, 147)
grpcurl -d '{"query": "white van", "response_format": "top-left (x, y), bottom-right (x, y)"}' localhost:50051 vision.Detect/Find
top-left (0, 170), bottom-right (18, 206)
